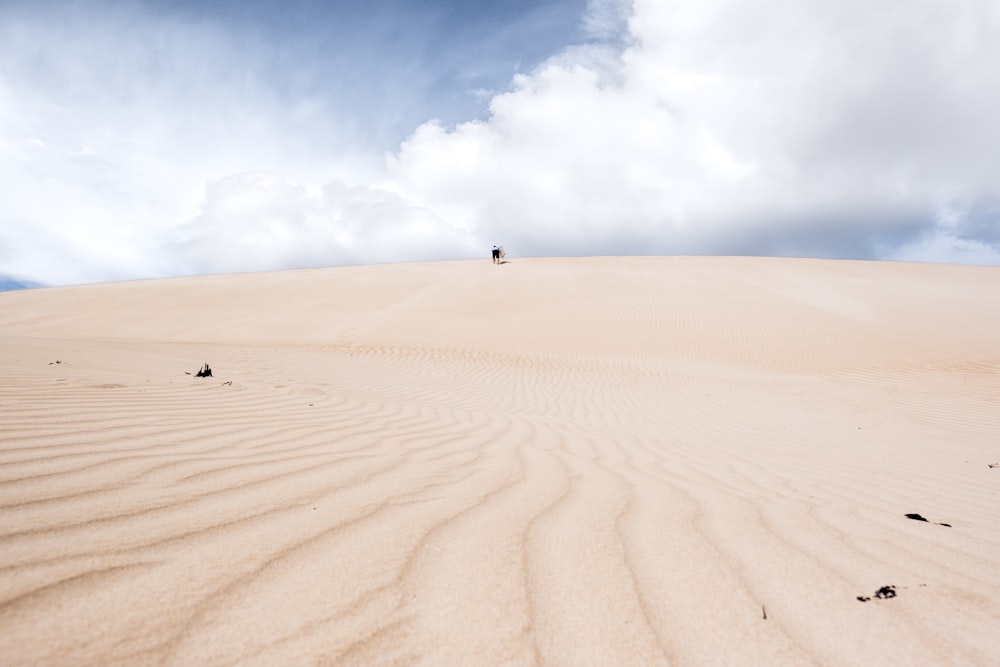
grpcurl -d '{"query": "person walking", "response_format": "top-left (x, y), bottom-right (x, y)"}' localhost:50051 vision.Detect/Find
top-left (492, 245), bottom-right (501, 264)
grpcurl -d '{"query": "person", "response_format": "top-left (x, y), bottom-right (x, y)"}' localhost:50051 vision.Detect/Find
top-left (492, 245), bottom-right (501, 264)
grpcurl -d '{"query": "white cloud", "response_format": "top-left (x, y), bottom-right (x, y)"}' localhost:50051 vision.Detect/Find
top-left (0, 3), bottom-right (384, 283)
top-left (172, 173), bottom-right (476, 276)
top-left (2, 0), bottom-right (999, 286)
top-left (391, 0), bottom-right (1000, 263)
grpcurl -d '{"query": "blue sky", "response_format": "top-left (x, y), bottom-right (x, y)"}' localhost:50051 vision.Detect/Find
top-left (2, 0), bottom-right (999, 286)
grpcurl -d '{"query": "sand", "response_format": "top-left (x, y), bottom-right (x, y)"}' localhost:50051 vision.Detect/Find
top-left (1, 256), bottom-right (998, 665)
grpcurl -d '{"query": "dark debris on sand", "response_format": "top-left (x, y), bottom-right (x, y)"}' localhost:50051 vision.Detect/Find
top-left (188, 363), bottom-right (212, 378)
top-left (857, 585), bottom-right (897, 602)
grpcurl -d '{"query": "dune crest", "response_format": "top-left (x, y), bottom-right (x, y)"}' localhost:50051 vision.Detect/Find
top-left (1, 257), bottom-right (999, 665)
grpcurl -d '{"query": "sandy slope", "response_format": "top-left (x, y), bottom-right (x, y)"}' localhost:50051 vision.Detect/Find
top-left (0, 256), bottom-right (998, 666)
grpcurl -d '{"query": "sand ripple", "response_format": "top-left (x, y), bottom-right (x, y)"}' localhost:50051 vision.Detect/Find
top-left (1, 258), bottom-right (999, 665)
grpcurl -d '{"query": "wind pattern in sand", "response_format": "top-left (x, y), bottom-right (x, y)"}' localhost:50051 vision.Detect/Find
top-left (1, 257), bottom-right (999, 665)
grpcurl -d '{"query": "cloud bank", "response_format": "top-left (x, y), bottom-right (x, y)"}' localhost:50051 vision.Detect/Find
top-left (392, 0), bottom-right (1000, 263)
top-left (2, 0), bottom-right (999, 285)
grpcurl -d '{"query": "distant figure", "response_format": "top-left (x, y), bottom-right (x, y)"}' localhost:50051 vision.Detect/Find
top-left (492, 245), bottom-right (501, 264)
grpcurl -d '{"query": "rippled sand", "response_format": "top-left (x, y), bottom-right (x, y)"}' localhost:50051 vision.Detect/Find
top-left (1, 257), bottom-right (998, 665)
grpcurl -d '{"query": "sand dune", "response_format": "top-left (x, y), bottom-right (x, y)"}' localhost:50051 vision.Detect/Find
top-left (1, 256), bottom-right (998, 665)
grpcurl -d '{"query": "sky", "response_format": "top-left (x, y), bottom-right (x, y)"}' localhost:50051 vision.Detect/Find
top-left (2, 0), bottom-right (999, 286)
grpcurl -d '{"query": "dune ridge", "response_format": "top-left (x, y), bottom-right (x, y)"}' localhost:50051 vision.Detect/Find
top-left (1, 256), bottom-right (999, 665)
